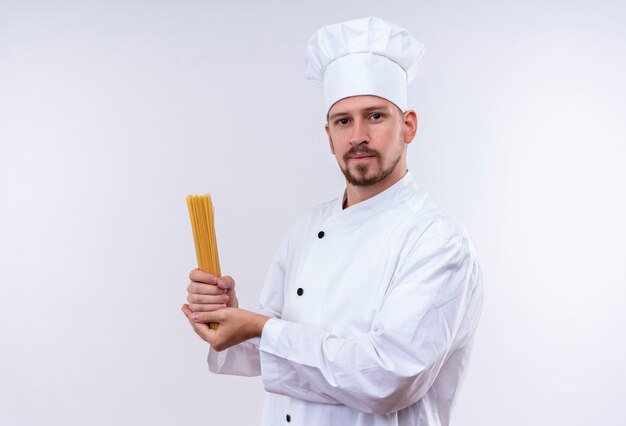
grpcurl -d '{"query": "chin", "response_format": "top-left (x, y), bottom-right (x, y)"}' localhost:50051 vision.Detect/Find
top-left (349, 171), bottom-right (386, 186)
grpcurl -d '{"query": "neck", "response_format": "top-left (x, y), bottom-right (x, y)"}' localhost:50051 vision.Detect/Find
top-left (344, 165), bottom-right (408, 208)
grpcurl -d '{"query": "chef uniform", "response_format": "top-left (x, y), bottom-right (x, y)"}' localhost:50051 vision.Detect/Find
top-left (208, 17), bottom-right (484, 426)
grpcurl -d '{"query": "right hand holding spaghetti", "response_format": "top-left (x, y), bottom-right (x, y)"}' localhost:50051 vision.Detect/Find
top-left (187, 268), bottom-right (239, 312)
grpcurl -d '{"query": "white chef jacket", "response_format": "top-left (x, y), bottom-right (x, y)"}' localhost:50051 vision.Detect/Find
top-left (208, 171), bottom-right (484, 426)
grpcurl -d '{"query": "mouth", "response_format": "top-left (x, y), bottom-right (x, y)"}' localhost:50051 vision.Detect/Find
top-left (348, 153), bottom-right (377, 161)
top-left (344, 148), bottom-right (380, 164)
top-left (349, 155), bottom-right (374, 161)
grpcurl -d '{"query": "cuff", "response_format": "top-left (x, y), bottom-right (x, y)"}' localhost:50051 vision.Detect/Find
top-left (259, 317), bottom-right (289, 357)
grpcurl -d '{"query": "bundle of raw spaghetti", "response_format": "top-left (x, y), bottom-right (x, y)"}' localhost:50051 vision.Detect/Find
top-left (186, 193), bottom-right (221, 329)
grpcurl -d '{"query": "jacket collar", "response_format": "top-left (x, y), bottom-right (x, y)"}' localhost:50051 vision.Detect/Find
top-left (329, 171), bottom-right (418, 224)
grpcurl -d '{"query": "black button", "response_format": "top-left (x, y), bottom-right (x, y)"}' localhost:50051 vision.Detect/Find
top-left (286, 414), bottom-right (291, 422)
top-left (297, 288), bottom-right (304, 296)
top-left (318, 231), bottom-right (325, 238)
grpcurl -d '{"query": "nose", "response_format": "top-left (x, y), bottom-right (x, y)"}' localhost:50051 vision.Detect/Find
top-left (348, 118), bottom-right (369, 146)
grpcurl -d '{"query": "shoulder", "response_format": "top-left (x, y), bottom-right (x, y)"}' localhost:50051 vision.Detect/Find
top-left (401, 188), bottom-right (468, 249)
top-left (391, 187), bottom-right (481, 279)
top-left (392, 190), bottom-right (482, 290)
top-left (422, 195), bottom-right (467, 245)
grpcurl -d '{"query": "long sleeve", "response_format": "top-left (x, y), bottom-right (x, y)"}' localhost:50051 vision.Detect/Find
top-left (257, 228), bottom-right (483, 414)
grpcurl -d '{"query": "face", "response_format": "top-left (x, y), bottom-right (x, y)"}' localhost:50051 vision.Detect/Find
top-left (325, 95), bottom-right (417, 187)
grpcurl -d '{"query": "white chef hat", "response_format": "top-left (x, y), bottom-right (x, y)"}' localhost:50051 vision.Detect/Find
top-left (304, 16), bottom-right (425, 114)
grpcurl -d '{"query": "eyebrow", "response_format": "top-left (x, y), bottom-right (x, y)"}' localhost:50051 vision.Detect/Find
top-left (328, 105), bottom-right (390, 121)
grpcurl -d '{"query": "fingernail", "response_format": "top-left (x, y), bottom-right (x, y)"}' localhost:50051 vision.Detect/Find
top-left (192, 313), bottom-right (199, 321)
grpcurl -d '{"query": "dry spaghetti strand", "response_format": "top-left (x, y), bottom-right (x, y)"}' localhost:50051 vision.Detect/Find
top-left (186, 193), bottom-right (221, 329)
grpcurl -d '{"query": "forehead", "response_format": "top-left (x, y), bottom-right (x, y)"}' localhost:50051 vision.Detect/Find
top-left (328, 95), bottom-right (397, 118)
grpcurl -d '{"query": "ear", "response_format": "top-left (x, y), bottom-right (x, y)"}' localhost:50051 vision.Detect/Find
top-left (325, 123), bottom-right (335, 155)
top-left (402, 110), bottom-right (418, 145)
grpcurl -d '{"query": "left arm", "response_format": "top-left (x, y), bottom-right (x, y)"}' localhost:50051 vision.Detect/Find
top-left (185, 232), bottom-right (483, 414)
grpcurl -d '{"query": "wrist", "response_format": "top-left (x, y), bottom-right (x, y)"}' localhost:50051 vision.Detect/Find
top-left (254, 314), bottom-right (270, 338)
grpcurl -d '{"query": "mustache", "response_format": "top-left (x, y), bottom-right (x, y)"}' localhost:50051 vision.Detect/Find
top-left (343, 147), bottom-right (380, 162)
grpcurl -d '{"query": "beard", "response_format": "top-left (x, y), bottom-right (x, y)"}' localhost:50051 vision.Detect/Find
top-left (338, 139), bottom-right (404, 187)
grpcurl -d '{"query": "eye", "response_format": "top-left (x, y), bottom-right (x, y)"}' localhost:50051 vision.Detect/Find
top-left (370, 113), bottom-right (383, 120)
top-left (336, 118), bottom-right (350, 126)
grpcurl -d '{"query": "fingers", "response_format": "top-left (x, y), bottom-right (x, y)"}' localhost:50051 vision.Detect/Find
top-left (187, 281), bottom-right (228, 311)
top-left (181, 303), bottom-right (194, 316)
top-left (181, 304), bottom-right (217, 342)
top-left (189, 269), bottom-right (218, 284)
top-left (188, 302), bottom-right (227, 312)
top-left (217, 275), bottom-right (235, 291)
top-left (191, 308), bottom-right (227, 324)
top-left (187, 293), bottom-right (229, 305)
top-left (188, 270), bottom-right (235, 292)
top-left (186, 271), bottom-right (237, 312)
top-left (187, 281), bottom-right (226, 295)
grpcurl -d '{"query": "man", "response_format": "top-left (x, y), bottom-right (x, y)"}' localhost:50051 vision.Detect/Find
top-left (182, 17), bottom-right (484, 425)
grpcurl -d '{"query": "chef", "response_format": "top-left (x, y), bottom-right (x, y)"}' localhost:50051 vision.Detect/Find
top-left (182, 16), bottom-right (484, 426)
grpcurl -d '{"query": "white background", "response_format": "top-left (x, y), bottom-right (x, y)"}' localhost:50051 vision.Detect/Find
top-left (1, 1), bottom-right (625, 425)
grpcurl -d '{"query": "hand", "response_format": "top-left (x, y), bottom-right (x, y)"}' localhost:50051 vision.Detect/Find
top-left (187, 269), bottom-right (239, 312)
top-left (181, 304), bottom-right (270, 351)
